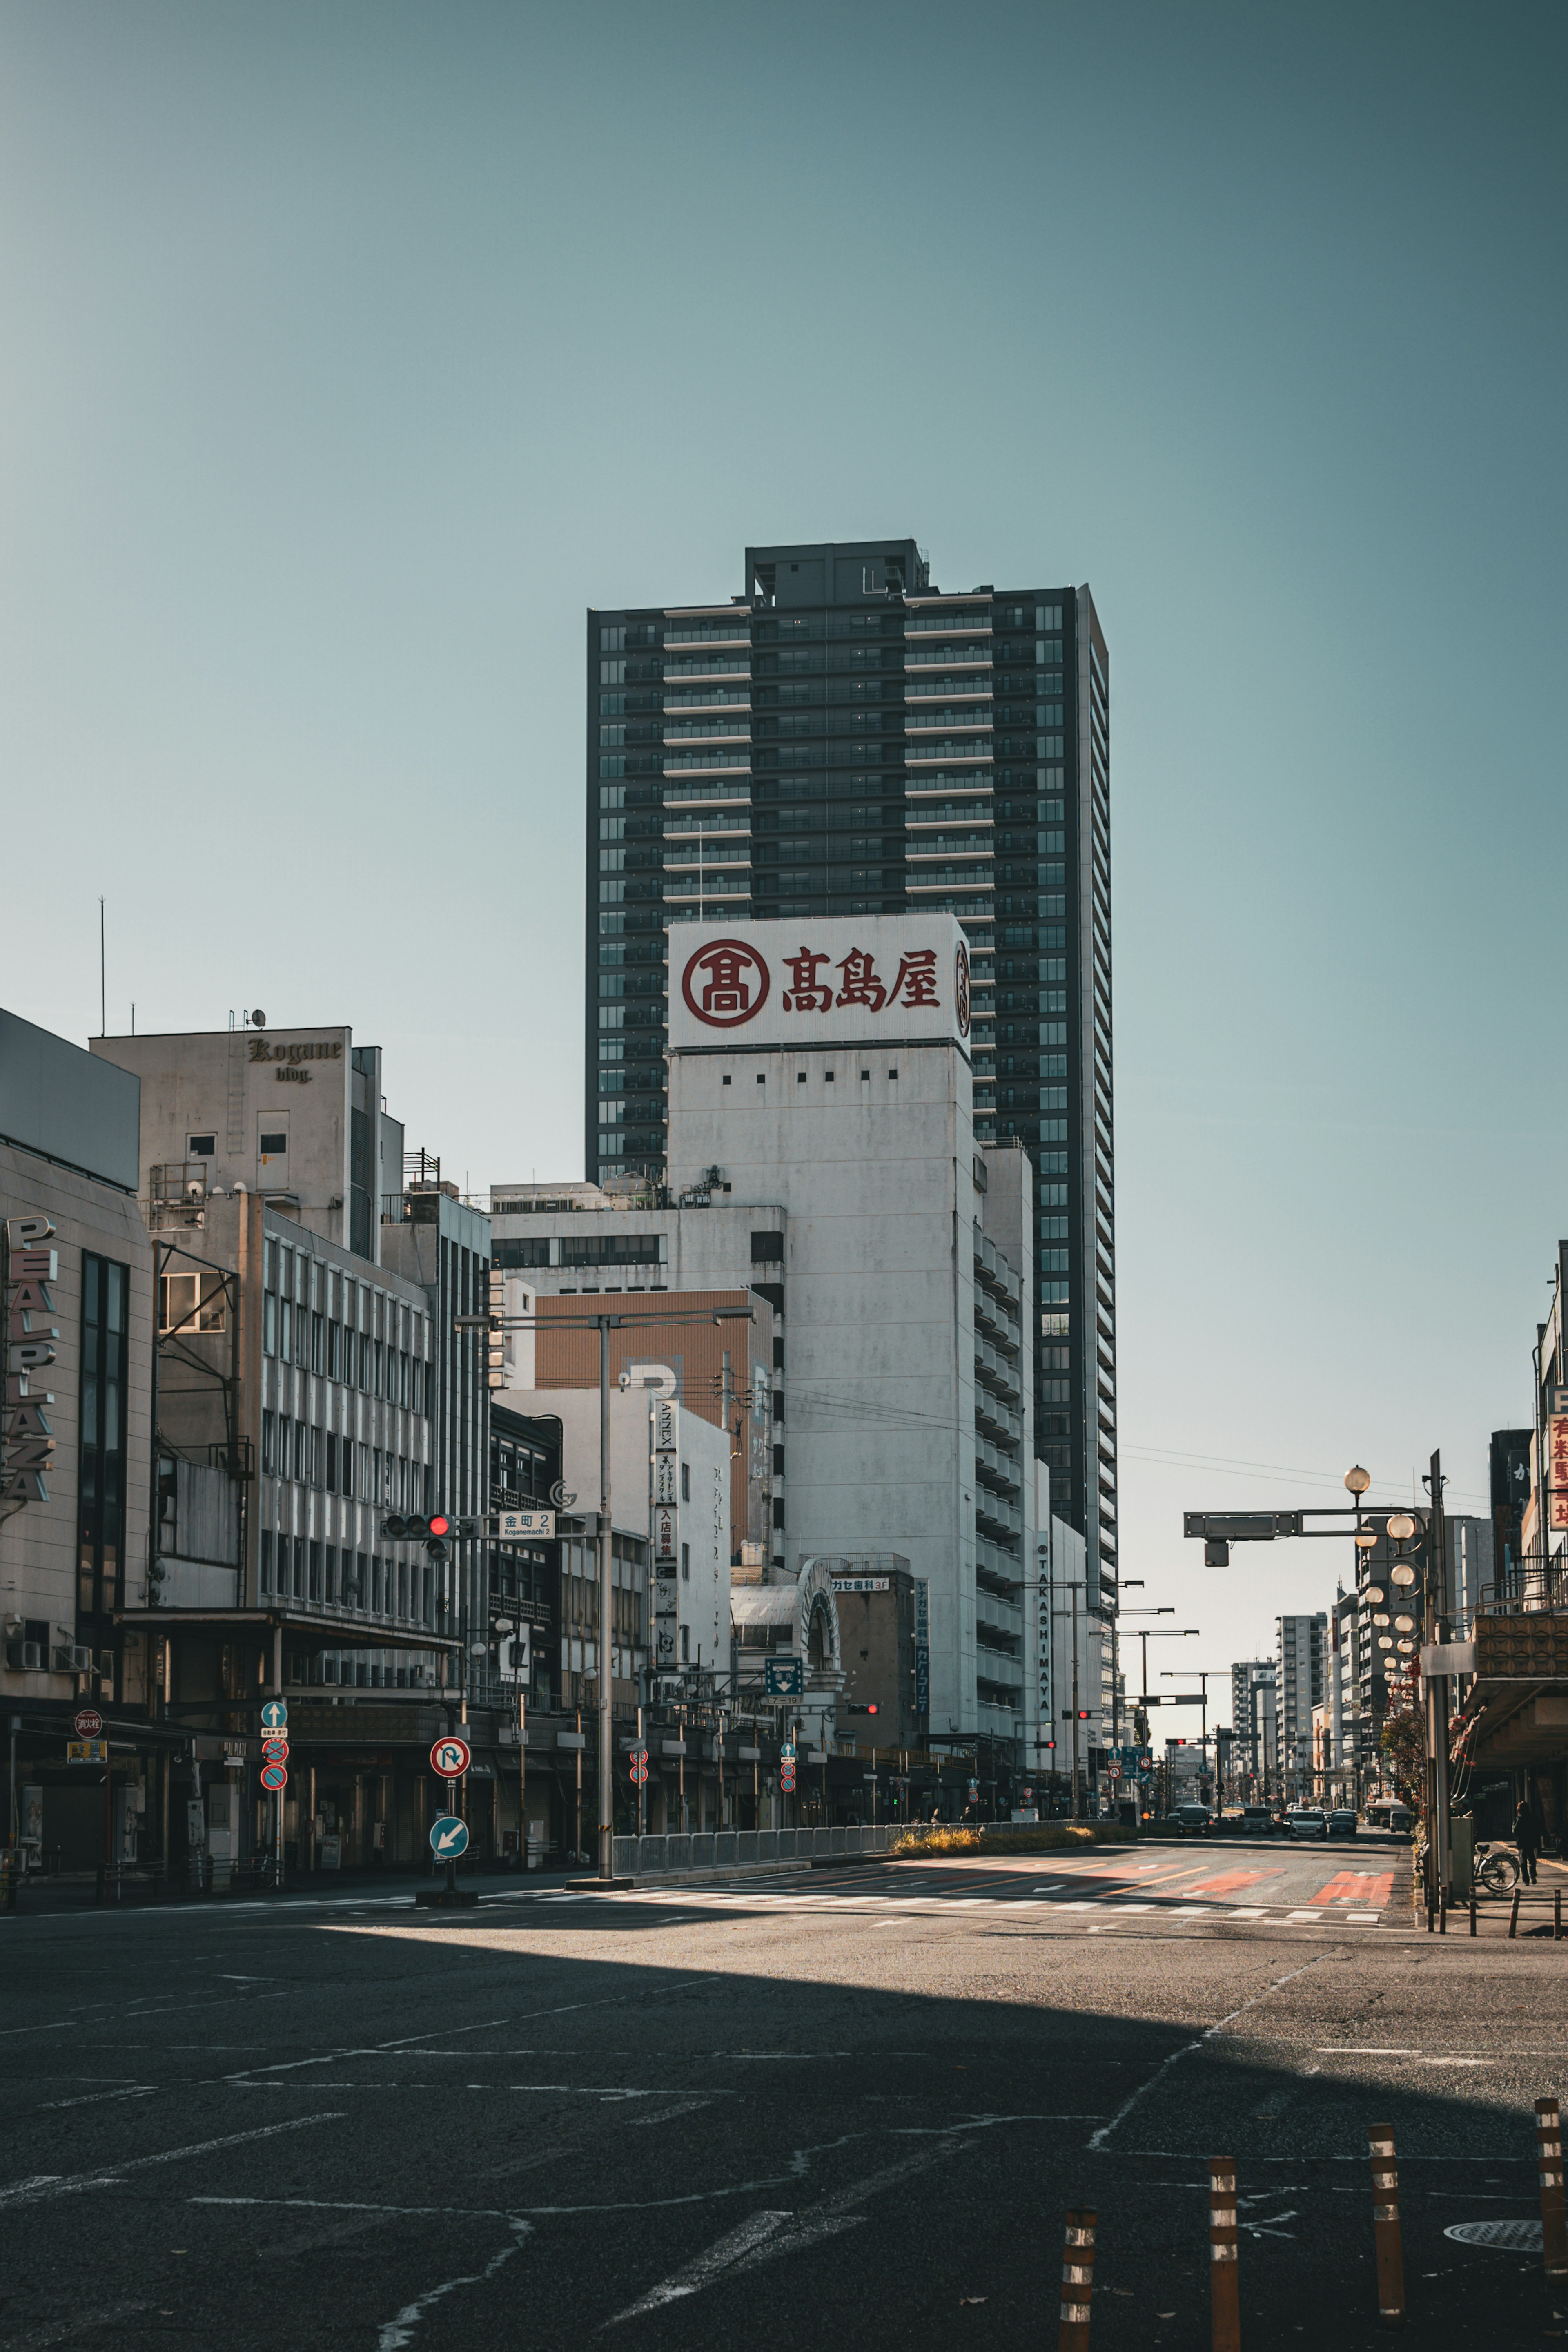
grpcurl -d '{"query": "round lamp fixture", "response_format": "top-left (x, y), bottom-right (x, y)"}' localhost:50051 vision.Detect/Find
top-left (1364, 1585), bottom-right (1386, 1604)
top-left (1345, 1465), bottom-right (1372, 1495)
top-left (1377, 1634), bottom-right (1394, 1649)
top-left (1396, 1638), bottom-right (1417, 1654)
top-left (1394, 1614), bottom-right (1417, 1633)
top-left (1387, 1512), bottom-right (1417, 1541)
top-left (1354, 1528), bottom-right (1379, 1550)
top-left (1372, 1612), bottom-right (1391, 1628)
top-left (1390, 1563), bottom-right (1419, 1588)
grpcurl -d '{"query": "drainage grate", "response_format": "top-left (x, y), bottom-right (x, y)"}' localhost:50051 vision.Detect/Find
top-left (1444, 2219), bottom-right (1544, 2250)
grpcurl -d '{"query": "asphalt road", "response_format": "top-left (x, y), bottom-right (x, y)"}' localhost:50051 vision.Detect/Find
top-left (4, 1839), bottom-right (1565, 2352)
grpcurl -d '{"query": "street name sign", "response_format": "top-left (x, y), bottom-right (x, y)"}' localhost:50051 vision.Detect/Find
top-left (499, 1509), bottom-right (555, 1541)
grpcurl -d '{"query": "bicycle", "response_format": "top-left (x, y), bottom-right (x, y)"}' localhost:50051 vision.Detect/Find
top-left (1474, 1841), bottom-right (1520, 1896)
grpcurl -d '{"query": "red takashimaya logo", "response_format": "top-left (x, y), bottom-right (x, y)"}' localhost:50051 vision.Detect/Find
top-left (955, 940), bottom-right (971, 1039)
top-left (682, 938), bottom-right (771, 1028)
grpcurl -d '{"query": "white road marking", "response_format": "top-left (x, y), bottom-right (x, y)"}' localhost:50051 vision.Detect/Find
top-left (36, 2086), bottom-right (157, 2111)
top-left (1088, 1957), bottom-right (1327, 2154)
top-left (0, 2112), bottom-right (343, 2207)
top-left (377, 2220), bottom-right (531, 2349)
top-left (605, 2210), bottom-right (795, 2321)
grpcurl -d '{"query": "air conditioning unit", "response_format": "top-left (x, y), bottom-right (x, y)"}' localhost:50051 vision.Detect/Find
top-left (5, 1640), bottom-right (44, 1672)
top-left (55, 1644), bottom-right (94, 1674)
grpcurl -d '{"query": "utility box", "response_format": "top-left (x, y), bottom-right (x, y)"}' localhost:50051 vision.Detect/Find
top-left (1449, 1814), bottom-right (1475, 1898)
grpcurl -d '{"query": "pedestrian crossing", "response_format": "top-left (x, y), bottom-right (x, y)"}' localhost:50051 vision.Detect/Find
top-left (597, 1884), bottom-right (1391, 1928)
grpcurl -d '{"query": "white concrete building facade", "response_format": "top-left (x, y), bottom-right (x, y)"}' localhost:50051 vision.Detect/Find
top-left (491, 912), bottom-right (1043, 1761)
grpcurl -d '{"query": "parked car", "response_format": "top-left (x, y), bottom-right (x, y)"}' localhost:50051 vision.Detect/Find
top-left (1287, 1808), bottom-right (1328, 1837)
top-left (1327, 1809), bottom-right (1360, 1839)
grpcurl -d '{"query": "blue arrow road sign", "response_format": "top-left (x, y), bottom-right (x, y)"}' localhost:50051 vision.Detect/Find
top-left (261, 1700), bottom-right (288, 1732)
top-left (430, 1813), bottom-right (470, 1859)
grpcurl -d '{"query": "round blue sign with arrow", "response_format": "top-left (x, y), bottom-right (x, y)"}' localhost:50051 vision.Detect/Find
top-left (430, 1813), bottom-right (470, 1859)
top-left (261, 1700), bottom-right (288, 1732)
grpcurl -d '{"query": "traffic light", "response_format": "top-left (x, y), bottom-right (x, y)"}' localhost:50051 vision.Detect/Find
top-left (1060, 1708), bottom-right (1091, 1720)
top-left (844, 1702), bottom-right (879, 1717)
top-left (379, 1512), bottom-right (483, 1542)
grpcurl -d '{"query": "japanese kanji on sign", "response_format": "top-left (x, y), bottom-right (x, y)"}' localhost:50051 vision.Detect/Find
top-left (668, 914), bottom-right (970, 1053)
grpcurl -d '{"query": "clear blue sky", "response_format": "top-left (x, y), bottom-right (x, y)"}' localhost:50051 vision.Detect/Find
top-left (3, 3), bottom-right (1563, 1703)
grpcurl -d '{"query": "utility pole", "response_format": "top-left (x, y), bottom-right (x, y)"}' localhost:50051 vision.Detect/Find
top-left (1425, 1448), bottom-right (1451, 1904)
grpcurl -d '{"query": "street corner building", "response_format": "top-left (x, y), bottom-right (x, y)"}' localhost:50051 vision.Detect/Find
top-left (2, 1007), bottom-right (155, 1871)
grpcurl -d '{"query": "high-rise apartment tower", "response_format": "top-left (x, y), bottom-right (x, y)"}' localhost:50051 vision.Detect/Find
top-left (586, 537), bottom-right (1116, 1612)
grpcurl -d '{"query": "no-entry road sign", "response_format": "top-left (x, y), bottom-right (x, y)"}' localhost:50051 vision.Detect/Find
top-left (430, 1813), bottom-right (470, 1858)
top-left (259, 1762), bottom-right (288, 1792)
top-left (430, 1735), bottom-right (472, 1779)
top-left (73, 1706), bottom-right (104, 1739)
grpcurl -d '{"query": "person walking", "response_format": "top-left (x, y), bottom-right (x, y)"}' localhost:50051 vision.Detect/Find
top-left (1515, 1798), bottom-right (1541, 1885)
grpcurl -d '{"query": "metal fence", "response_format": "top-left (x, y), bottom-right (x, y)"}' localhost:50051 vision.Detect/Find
top-left (610, 1824), bottom-right (895, 1875)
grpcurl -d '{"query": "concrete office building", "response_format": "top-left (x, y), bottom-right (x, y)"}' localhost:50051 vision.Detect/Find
top-left (1276, 1613), bottom-right (1328, 1800)
top-left (90, 1019), bottom-right (405, 1264)
top-left (586, 537), bottom-right (1117, 1673)
top-left (1230, 1659), bottom-right (1276, 1797)
top-left (494, 911), bottom-right (1054, 1790)
top-left (2, 1008), bottom-right (156, 1870)
top-left (89, 1022), bottom-right (499, 1875)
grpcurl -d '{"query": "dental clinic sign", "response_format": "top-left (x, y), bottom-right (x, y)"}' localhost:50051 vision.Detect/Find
top-left (668, 914), bottom-right (971, 1053)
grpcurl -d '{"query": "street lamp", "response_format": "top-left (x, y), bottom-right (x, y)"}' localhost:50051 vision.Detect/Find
top-left (1345, 1465), bottom-right (1372, 1497)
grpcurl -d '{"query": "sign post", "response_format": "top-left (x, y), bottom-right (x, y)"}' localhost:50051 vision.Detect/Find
top-left (260, 1698), bottom-right (288, 1889)
top-left (417, 1736), bottom-right (475, 1908)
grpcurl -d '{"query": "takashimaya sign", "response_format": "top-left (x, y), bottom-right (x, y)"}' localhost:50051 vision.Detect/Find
top-left (668, 915), bottom-right (971, 1053)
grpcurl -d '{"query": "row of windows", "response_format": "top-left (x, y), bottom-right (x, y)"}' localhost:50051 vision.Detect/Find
top-left (260, 1412), bottom-right (429, 1509)
top-left (261, 1531), bottom-right (435, 1620)
top-left (263, 1291), bottom-right (426, 1411)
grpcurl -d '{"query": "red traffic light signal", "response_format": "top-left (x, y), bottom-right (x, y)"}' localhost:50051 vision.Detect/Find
top-left (428, 1514), bottom-right (450, 1538)
top-left (844, 1701), bottom-right (879, 1717)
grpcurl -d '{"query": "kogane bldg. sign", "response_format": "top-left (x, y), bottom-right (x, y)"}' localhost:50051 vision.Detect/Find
top-left (668, 914), bottom-right (971, 1054)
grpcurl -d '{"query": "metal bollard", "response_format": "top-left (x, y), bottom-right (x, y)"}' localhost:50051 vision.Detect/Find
top-left (1057, 2207), bottom-right (1096, 2350)
top-left (1510, 1890), bottom-right (1521, 1940)
top-left (1557, 1891), bottom-right (1563, 1943)
top-left (1537, 2099), bottom-right (1568, 2278)
top-left (1209, 2157), bottom-right (1241, 2352)
top-left (1439, 1893), bottom-right (1447, 1935)
top-left (1469, 1891), bottom-right (1477, 1937)
top-left (1369, 2123), bottom-right (1405, 2327)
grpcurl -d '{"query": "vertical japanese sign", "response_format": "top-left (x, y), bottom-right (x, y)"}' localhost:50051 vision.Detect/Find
top-left (653, 1402), bottom-right (678, 1665)
top-left (1036, 1548), bottom-right (1052, 1731)
top-left (914, 1578), bottom-right (930, 1719)
top-left (3, 1215), bottom-right (59, 1507)
top-left (1550, 1416), bottom-right (1568, 1532)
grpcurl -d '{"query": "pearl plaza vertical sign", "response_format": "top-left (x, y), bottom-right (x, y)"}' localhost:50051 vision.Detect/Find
top-left (668, 914), bottom-right (971, 1052)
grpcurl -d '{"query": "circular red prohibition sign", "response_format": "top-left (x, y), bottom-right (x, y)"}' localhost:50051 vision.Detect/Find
top-left (955, 939), bottom-right (972, 1039)
top-left (681, 938), bottom-right (770, 1030)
